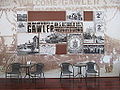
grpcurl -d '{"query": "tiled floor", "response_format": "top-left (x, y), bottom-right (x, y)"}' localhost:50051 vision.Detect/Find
top-left (0, 78), bottom-right (120, 90)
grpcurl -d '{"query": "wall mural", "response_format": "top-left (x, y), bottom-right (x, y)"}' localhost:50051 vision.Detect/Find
top-left (0, 0), bottom-right (120, 74)
top-left (17, 11), bottom-right (104, 55)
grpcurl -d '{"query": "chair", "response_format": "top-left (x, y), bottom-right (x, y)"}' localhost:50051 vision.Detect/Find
top-left (30, 63), bottom-right (45, 78)
top-left (60, 62), bottom-right (74, 78)
top-left (85, 62), bottom-right (100, 86)
top-left (5, 63), bottom-right (22, 78)
top-left (85, 62), bottom-right (100, 77)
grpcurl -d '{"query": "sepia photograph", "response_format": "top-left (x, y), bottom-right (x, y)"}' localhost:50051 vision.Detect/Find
top-left (0, 36), bottom-right (15, 53)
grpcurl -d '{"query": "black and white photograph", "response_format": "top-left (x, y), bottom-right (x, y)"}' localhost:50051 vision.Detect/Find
top-left (95, 22), bottom-right (104, 44)
top-left (17, 22), bottom-right (27, 33)
top-left (66, 11), bottom-right (83, 21)
top-left (83, 44), bottom-right (104, 54)
top-left (39, 44), bottom-right (56, 55)
top-left (94, 33), bottom-right (104, 44)
top-left (17, 33), bottom-right (39, 55)
top-left (39, 33), bottom-right (67, 44)
top-left (83, 22), bottom-right (95, 43)
top-left (67, 33), bottom-right (83, 54)
top-left (17, 14), bottom-right (27, 21)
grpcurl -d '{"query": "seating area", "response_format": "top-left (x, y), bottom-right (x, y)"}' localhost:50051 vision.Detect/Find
top-left (5, 62), bottom-right (45, 79)
top-left (5, 63), bottom-right (22, 78)
top-left (5, 61), bottom-right (100, 79)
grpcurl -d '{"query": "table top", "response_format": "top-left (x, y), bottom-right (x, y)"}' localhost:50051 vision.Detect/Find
top-left (20, 64), bottom-right (33, 68)
top-left (74, 63), bottom-right (87, 67)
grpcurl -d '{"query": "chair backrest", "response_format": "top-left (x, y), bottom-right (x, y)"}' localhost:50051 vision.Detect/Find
top-left (86, 62), bottom-right (96, 71)
top-left (61, 63), bottom-right (71, 72)
top-left (11, 63), bottom-right (21, 72)
top-left (35, 63), bottom-right (44, 72)
top-left (86, 61), bottom-right (100, 76)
